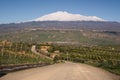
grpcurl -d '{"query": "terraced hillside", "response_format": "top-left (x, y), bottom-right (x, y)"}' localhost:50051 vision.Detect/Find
top-left (0, 21), bottom-right (120, 45)
top-left (0, 29), bottom-right (120, 45)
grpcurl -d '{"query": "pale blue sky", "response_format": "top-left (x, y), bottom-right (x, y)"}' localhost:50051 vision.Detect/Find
top-left (0, 0), bottom-right (120, 23)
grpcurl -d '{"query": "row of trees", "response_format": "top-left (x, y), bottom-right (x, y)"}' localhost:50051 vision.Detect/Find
top-left (47, 44), bottom-right (120, 75)
top-left (0, 41), bottom-right (52, 66)
top-left (1, 41), bottom-right (120, 74)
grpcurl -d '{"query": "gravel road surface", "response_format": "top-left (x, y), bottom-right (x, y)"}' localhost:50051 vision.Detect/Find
top-left (0, 62), bottom-right (120, 80)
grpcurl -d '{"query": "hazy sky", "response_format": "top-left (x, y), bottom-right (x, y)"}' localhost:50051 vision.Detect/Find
top-left (0, 0), bottom-right (120, 23)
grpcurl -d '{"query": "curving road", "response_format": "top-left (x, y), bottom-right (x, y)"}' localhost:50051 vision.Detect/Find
top-left (31, 45), bottom-right (52, 60)
top-left (0, 62), bottom-right (120, 80)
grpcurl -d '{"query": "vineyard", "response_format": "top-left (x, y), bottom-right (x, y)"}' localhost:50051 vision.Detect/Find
top-left (0, 41), bottom-right (52, 66)
top-left (0, 40), bottom-right (120, 75)
top-left (42, 44), bottom-right (120, 75)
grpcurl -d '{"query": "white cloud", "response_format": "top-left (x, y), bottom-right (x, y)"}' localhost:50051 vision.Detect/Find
top-left (34, 11), bottom-right (105, 21)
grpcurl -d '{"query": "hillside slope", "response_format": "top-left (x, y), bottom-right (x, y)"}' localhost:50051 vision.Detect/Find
top-left (0, 21), bottom-right (120, 45)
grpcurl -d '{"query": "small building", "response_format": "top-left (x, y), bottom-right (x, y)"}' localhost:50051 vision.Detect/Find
top-left (40, 46), bottom-right (50, 53)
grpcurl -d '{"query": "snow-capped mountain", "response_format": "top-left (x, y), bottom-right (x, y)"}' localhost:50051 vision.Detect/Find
top-left (34, 11), bottom-right (104, 21)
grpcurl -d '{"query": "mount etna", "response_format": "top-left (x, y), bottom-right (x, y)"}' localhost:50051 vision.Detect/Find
top-left (0, 11), bottom-right (120, 45)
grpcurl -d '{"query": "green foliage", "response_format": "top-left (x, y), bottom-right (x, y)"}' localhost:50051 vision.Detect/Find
top-left (47, 44), bottom-right (120, 75)
top-left (0, 30), bottom-right (120, 45)
top-left (0, 41), bottom-right (53, 66)
top-left (0, 40), bottom-right (120, 75)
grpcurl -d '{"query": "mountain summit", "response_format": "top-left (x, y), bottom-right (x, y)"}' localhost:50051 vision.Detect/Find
top-left (34, 11), bottom-right (104, 21)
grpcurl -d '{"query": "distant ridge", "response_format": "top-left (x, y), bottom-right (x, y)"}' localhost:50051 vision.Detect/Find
top-left (34, 11), bottom-right (104, 21)
top-left (0, 21), bottom-right (120, 45)
top-left (0, 21), bottom-right (120, 32)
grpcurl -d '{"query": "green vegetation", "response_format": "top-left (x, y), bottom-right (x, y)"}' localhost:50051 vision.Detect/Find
top-left (0, 41), bottom-right (52, 66)
top-left (47, 44), bottom-right (120, 75)
top-left (0, 30), bottom-right (120, 45)
top-left (0, 40), bottom-right (120, 75)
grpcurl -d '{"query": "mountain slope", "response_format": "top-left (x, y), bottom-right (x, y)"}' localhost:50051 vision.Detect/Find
top-left (0, 21), bottom-right (120, 45)
top-left (0, 21), bottom-right (120, 32)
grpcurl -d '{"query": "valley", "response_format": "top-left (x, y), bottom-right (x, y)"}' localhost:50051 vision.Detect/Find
top-left (0, 21), bottom-right (120, 79)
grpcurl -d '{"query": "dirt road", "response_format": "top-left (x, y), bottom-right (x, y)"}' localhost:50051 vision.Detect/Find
top-left (0, 62), bottom-right (120, 80)
top-left (31, 45), bottom-right (52, 60)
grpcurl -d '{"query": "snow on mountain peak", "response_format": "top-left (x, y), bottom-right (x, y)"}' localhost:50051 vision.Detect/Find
top-left (34, 11), bottom-right (104, 21)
